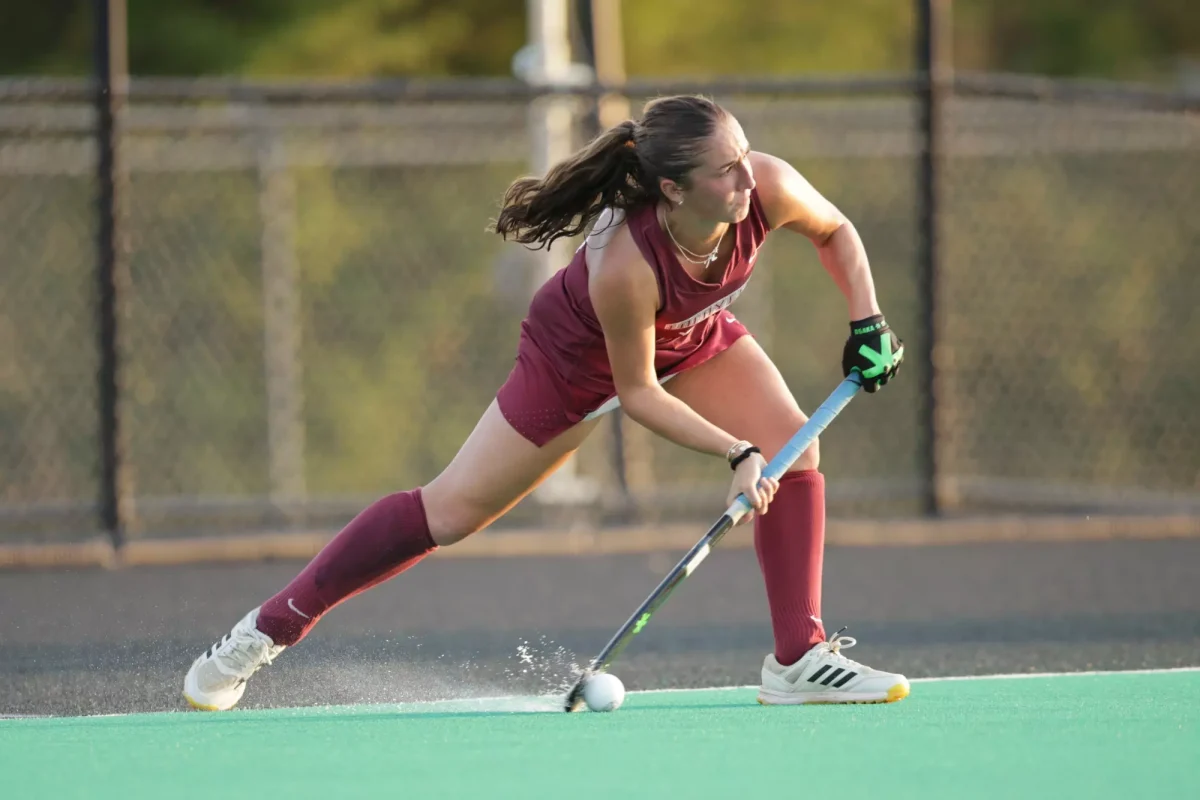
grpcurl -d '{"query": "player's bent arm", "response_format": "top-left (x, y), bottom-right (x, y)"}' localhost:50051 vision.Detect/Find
top-left (750, 151), bottom-right (881, 321)
top-left (587, 226), bottom-right (742, 459)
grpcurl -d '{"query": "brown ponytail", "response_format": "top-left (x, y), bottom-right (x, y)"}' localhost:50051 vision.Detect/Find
top-left (492, 95), bottom-right (730, 251)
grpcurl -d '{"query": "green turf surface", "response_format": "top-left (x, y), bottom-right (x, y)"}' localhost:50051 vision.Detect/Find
top-left (4, 670), bottom-right (1197, 799)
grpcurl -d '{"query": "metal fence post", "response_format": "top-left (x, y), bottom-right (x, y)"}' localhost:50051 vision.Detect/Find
top-left (578, 0), bottom-right (636, 518)
top-left (525, 0), bottom-right (599, 508)
top-left (915, 0), bottom-right (952, 516)
top-left (258, 129), bottom-right (309, 528)
top-left (93, 0), bottom-right (129, 547)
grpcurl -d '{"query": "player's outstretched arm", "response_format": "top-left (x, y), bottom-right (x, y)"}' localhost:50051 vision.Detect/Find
top-left (750, 152), bottom-right (904, 393)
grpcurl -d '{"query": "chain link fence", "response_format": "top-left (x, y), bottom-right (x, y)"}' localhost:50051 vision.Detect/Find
top-left (1, 76), bottom-right (1198, 543)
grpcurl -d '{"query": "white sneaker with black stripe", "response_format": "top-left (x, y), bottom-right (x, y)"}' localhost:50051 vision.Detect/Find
top-left (757, 629), bottom-right (910, 705)
top-left (183, 607), bottom-right (285, 711)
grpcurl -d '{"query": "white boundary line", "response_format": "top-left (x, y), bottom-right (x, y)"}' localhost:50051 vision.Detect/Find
top-left (609, 666), bottom-right (1200, 695)
top-left (622, 665), bottom-right (1200, 696)
top-left (312, 665), bottom-right (1200, 707)
top-left (909, 666), bottom-right (1200, 683)
top-left (4, 666), bottom-right (1198, 720)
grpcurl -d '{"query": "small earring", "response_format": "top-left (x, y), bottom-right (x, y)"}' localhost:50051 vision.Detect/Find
top-left (677, 198), bottom-right (684, 207)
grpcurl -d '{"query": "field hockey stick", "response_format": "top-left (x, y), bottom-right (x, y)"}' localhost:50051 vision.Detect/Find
top-left (563, 373), bottom-right (864, 711)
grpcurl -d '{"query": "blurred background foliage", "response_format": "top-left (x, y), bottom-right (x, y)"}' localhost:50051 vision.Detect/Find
top-left (2, 1), bottom-right (1198, 84)
top-left (2, 2), bottom-right (1198, 540)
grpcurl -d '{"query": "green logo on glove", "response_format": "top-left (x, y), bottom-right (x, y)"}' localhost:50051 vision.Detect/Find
top-left (856, 337), bottom-right (903, 379)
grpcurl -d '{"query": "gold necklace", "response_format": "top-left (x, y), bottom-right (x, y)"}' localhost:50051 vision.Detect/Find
top-left (660, 206), bottom-right (726, 268)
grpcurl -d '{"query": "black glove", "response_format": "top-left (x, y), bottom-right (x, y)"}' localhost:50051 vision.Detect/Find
top-left (842, 314), bottom-right (904, 393)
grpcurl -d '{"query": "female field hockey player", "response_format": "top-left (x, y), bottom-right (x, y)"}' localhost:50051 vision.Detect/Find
top-left (183, 95), bottom-right (908, 711)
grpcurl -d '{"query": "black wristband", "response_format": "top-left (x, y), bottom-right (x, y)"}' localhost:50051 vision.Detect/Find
top-left (849, 314), bottom-right (887, 337)
top-left (729, 446), bottom-right (761, 471)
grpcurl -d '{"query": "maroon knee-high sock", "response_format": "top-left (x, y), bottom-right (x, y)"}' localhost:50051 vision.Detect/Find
top-left (754, 469), bottom-right (827, 666)
top-left (256, 488), bottom-right (437, 646)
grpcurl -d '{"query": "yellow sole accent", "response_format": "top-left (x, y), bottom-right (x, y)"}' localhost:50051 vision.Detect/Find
top-left (757, 682), bottom-right (911, 706)
top-left (183, 692), bottom-right (222, 712)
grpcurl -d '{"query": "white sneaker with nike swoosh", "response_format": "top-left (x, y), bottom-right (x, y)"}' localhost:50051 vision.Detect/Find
top-left (183, 607), bottom-right (285, 711)
top-left (758, 629), bottom-right (910, 705)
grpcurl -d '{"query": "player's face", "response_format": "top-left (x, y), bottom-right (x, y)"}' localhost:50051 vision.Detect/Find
top-left (683, 118), bottom-right (755, 223)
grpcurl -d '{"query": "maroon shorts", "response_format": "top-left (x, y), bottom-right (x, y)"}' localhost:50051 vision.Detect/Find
top-left (496, 314), bottom-right (751, 447)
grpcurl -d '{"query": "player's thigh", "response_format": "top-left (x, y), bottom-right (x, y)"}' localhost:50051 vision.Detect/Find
top-left (665, 336), bottom-right (818, 471)
top-left (421, 399), bottom-right (600, 545)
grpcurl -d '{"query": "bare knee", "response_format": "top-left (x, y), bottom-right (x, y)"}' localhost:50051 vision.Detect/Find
top-left (424, 499), bottom-right (492, 547)
top-left (764, 432), bottom-right (820, 473)
top-left (793, 437), bottom-right (820, 472)
top-left (420, 480), bottom-right (497, 547)
top-left (787, 437), bottom-right (820, 473)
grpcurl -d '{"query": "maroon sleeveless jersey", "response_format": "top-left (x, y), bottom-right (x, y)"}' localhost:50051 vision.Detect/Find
top-left (497, 188), bottom-right (771, 445)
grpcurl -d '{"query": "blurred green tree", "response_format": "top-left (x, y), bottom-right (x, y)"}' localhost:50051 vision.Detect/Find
top-left (2, 1), bottom-right (1197, 82)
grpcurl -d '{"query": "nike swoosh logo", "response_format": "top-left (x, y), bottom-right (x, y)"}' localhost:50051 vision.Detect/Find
top-left (287, 598), bottom-right (312, 619)
top-left (811, 615), bottom-right (823, 624)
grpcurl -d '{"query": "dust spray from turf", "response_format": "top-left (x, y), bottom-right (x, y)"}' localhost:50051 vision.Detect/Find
top-left (283, 633), bottom-right (588, 713)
